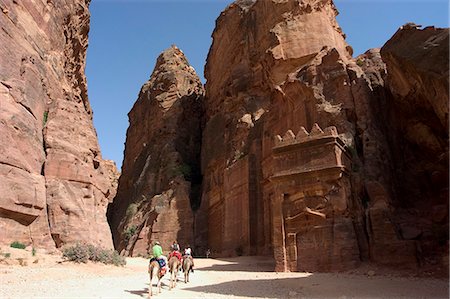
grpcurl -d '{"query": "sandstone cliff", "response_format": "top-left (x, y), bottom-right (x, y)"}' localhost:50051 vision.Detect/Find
top-left (200, 0), bottom-right (448, 272)
top-left (202, 0), bottom-right (363, 270)
top-left (0, 0), bottom-right (117, 250)
top-left (11, 0), bottom-right (444, 273)
top-left (107, 46), bottom-right (204, 256)
top-left (379, 25), bottom-right (449, 269)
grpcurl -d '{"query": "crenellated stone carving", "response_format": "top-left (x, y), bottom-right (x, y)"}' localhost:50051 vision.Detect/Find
top-left (270, 124), bottom-right (358, 272)
top-left (272, 124), bottom-right (349, 180)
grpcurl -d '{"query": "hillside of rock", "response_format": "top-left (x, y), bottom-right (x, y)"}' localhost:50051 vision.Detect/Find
top-left (199, 0), bottom-right (448, 273)
top-left (107, 46), bottom-right (204, 255)
top-left (379, 24), bottom-right (449, 268)
top-left (0, 0), bottom-right (117, 250)
top-left (3, 0), bottom-right (446, 275)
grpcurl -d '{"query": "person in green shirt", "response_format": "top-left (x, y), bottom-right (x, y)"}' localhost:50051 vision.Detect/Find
top-left (152, 241), bottom-right (167, 267)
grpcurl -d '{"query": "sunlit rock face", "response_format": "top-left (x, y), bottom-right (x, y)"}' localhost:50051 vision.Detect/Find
top-left (108, 46), bottom-right (204, 256)
top-left (201, 0), bottom-right (363, 270)
top-left (200, 0), bottom-right (448, 272)
top-left (0, 0), bottom-right (117, 250)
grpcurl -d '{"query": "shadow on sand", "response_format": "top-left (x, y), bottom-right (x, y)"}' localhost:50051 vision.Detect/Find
top-left (124, 287), bottom-right (148, 297)
top-left (185, 278), bottom-right (304, 298)
top-left (183, 274), bottom-right (449, 299)
top-left (125, 281), bottom-right (170, 297)
top-left (198, 257), bottom-right (275, 272)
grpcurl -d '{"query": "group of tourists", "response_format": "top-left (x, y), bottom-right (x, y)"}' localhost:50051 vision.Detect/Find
top-left (151, 240), bottom-right (194, 275)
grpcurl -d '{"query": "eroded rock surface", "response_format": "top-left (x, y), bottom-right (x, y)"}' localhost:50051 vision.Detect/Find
top-left (379, 25), bottom-right (449, 269)
top-left (201, 0), bottom-right (360, 270)
top-left (200, 0), bottom-right (447, 272)
top-left (107, 46), bottom-right (204, 256)
top-left (4, 0), bottom-right (446, 274)
top-left (0, 0), bottom-right (117, 249)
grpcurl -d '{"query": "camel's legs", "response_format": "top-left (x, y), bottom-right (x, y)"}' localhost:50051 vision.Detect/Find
top-left (148, 274), bottom-right (152, 298)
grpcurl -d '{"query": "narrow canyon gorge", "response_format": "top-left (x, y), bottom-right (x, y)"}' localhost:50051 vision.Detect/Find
top-left (1, 0), bottom-right (448, 274)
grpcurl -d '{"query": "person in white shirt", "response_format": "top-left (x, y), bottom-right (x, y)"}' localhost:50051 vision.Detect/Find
top-left (183, 244), bottom-right (194, 272)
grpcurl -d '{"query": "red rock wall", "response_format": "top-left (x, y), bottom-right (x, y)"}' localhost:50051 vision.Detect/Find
top-left (201, 0), bottom-right (360, 262)
top-left (379, 25), bottom-right (449, 270)
top-left (223, 157), bottom-right (250, 256)
top-left (99, 0), bottom-right (447, 272)
top-left (108, 46), bottom-right (204, 256)
top-left (200, 0), bottom-right (447, 272)
top-left (0, 0), bottom-right (117, 250)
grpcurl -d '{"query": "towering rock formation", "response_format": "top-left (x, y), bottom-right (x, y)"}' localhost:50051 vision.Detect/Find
top-left (202, 0), bottom-right (355, 268)
top-left (0, 0), bottom-right (117, 250)
top-left (201, 0), bottom-right (447, 272)
top-left (202, 0), bottom-right (363, 270)
top-left (108, 46), bottom-right (204, 256)
top-left (379, 25), bottom-right (449, 269)
top-left (11, 0), bottom-right (443, 273)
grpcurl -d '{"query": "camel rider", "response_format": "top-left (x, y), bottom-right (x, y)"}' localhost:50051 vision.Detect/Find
top-left (171, 240), bottom-right (180, 252)
top-left (183, 244), bottom-right (194, 272)
top-left (152, 241), bottom-right (168, 271)
top-left (169, 240), bottom-right (182, 261)
top-left (183, 245), bottom-right (192, 256)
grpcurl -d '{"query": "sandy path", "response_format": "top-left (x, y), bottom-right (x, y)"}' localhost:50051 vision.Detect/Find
top-left (0, 255), bottom-right (448, 298)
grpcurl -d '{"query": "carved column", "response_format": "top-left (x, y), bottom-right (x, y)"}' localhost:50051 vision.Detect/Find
top-left (272, 190), bottom-right (288, 272)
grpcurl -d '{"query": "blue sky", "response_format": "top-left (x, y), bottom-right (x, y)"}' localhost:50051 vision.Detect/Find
top-left (86, 0), bottom-right (449, 170)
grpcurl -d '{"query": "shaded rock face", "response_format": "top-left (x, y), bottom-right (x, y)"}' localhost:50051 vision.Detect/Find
top-left (379, 26), bottom-right (449, 269)
top-left (201, 0), bottom-right (447, 272)
top-left (0, 0), bottom-right (117, 249)
top-left (107, 46), bottom-right (204, 256)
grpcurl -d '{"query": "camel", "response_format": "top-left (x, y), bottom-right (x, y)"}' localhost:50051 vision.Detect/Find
top-left (148, 259), bottom-right (164, 297)
top-left (182, 255), bottom-right (194, 283)
top-left (168, 255), bottom-right (181, 290)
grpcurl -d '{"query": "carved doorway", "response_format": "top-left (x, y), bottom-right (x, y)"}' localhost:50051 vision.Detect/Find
top-left (282, 192), bottom-right (329, 272)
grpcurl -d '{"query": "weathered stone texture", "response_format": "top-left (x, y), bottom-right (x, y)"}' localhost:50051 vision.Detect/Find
top-left (201, 0), bottom-right (363, 268)
top-left (0, 0), bottom-right (117, 249)
top-left (379, 25), bottom-right (449, 269)
top-left (108, 46), bottom-right (204, 256)
top-left (222, 157), bottom-right (251, 256)
top-left (200, 0), bottom-right (447, 272)
top-left (270, 125), bottom-right (359, 272)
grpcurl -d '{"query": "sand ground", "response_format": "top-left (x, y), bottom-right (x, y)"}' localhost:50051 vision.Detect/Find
top-left (0, 247), bottom-right (448, 299)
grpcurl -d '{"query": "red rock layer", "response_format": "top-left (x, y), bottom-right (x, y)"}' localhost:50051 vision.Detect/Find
top-left (108, 46), bottom-right (204, 256)
top-left (202, 0), bottom-right (361, 270)
top-left (380, 25), bottom-right (449, 271)
top-left (0, 0), bottom-right (117, 250)
top-left (200, 0), bottom-right (447, 272)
